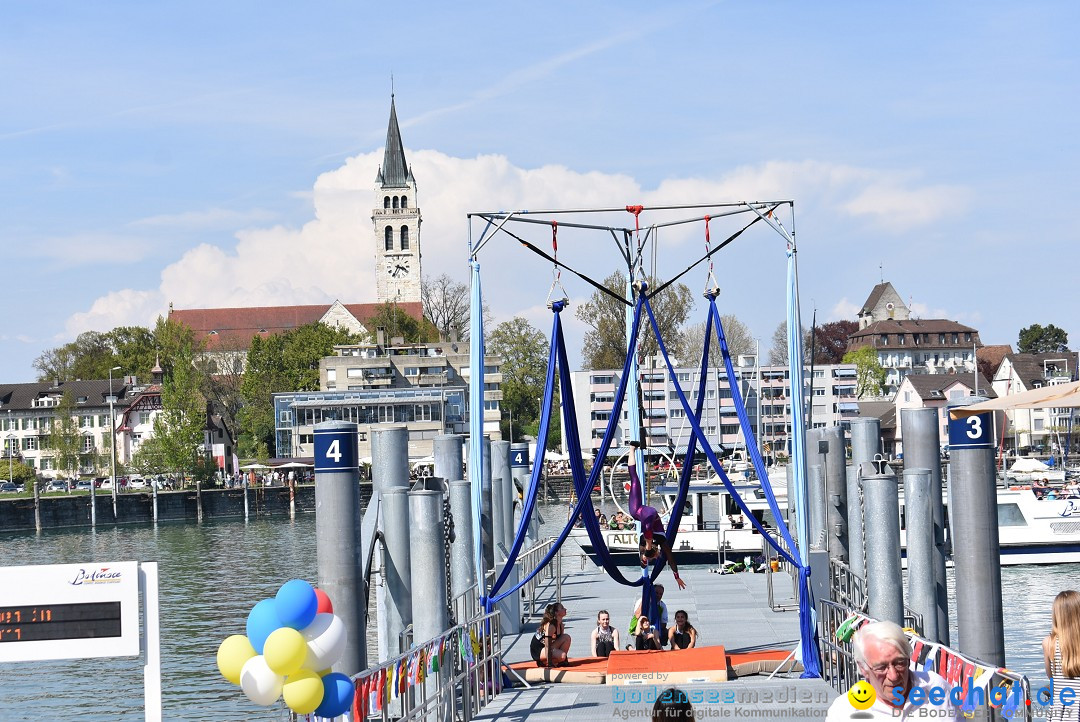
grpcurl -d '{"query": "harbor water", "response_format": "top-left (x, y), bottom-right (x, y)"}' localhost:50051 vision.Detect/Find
top-left (0, 502), bottom-right (1074, 720)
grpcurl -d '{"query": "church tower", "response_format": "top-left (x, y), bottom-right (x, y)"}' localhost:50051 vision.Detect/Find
top-left (373, 96), bottom-right (422, 304)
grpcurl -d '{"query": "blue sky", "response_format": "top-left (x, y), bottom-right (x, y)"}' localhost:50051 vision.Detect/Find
top-left (3, 1), bottom-right (1078, 382)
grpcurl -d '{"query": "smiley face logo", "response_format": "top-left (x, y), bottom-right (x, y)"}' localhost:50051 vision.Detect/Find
top-left (847, 680), bottom-right (876, 710)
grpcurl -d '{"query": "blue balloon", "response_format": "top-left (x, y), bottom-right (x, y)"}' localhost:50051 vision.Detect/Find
top-left (275, 579), bottom-right (318, 630)
top-left (246, 598), bottom-right (282, 654)
top-left (313, 672), bottom-right (354, 718)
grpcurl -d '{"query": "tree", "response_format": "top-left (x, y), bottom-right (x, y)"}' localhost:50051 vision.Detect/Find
top-left (45, 391), bottom-right (83, 479)
top-left (32, 321), bottom-right (185, 385)
top-left (487, 317), bottom-right (560, 447)
top-left (238, 334), bottom-right (286, 459)
top-left (422, 273), bottom-right (470, 341)
top-left (575, 272), bottom-right (695, 370)
top-left (130, 435), bottom-right (167, 478)
top-left (154, 347), bottom-right (208, 481)
top-left (365, 303), bottom-right (438, 344)
top-left (768, 321), bottom-right (811, 365)
top-left (843, 346), bottom-right (887, 399)
top-left (808, 320), bottom-right (859, 365)
top-left (282, 323), bottom-right (363, 391)
top-left (677, 315), bottom-right (755, 367)
top-left (1018, 324), bottom-right (1069, 354)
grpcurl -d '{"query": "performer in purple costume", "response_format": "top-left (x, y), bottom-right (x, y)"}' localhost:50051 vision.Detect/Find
top-left (627, 441), bottom-right (686, 589)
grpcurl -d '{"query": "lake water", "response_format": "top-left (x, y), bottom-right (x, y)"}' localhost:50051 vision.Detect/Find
top-left (0, 504), bottom-right (1074, 719)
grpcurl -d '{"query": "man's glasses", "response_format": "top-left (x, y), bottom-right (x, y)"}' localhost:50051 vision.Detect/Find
top-left (867, 658), bottom-right (910, 675)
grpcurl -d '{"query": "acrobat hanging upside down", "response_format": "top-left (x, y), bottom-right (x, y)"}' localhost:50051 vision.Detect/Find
top-left (627, 440), bottom-right (685, 589)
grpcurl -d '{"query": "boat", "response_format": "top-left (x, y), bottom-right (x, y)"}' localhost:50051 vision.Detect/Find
top-left (1004, 456), bottom-right (1065, 484)
top-left (573, 476), bottom-right (1080, 567)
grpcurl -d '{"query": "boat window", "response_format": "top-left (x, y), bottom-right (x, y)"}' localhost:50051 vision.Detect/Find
top-left (997, 503), bottom-right (1026, 527)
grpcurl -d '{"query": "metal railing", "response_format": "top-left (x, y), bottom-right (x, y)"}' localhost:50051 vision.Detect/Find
top-left (518, 537), bottom-right (561, 621)
top-left (818, 600), bottom-right (1029, 722)
top-left (826, 558), bottom-right (924, 635)
top-left (357, 610), bottom-right (504, 722)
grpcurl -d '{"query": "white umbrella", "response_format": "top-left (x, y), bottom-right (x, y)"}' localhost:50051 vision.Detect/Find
top-left (274, 461), bottom-right (312, 469)
top-left (240, 463), bottom-right (271, 471)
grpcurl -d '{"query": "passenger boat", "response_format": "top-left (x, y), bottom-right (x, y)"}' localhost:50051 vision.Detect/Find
top-left (573, 477), bottom-right (1080, 567)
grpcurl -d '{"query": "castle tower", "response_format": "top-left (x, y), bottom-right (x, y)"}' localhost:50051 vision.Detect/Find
top-left (373, 96), bottom-right (422, 304)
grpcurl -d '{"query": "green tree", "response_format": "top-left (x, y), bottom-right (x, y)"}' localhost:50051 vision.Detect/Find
top-left (45, 391), bottom-right (83, 480)
top-left (130, 435), bottom-right (167, 477)
top-left (366, 303), bottom-right (438, 344)
top-left (487, 317), bottom-right (560, 448)
top-left (1018, 324), bottom-right (1069, 354)
top-left (843, 346), bottom-right (887, 399)
top-left (154, 347), bottom-right (208, 481)
top-left (575, 272), bottom-right (695, 370)
top-left (282, 322), bottom-right (363, 391)
top-left (238, 334), bottom-right (285, 459)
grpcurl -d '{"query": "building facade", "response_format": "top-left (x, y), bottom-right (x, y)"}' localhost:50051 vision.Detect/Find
top-left (992, 352), bottom-right (1077, 454)
top-left (273, 341), bottom-right (502, 460)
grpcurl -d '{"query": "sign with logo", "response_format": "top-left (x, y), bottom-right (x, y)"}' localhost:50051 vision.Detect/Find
top-left (510, 445), bottom-right (530, 468)
top-left (0, 561), bottom-right (140, 662)
top-left (948, 411), bottom-right (993, 449)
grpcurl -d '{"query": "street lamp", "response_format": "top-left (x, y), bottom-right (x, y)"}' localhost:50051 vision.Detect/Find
top-left (108, 366), bottom-right (121, 517)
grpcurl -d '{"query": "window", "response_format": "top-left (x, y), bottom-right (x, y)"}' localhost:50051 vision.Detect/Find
top-left (384, 226), bottom-right (393, 251)
top-left (898, 335), bottom-right (905, 346)
top-left (483, 400), bottom-right (499, 411)
top-left (904, 392), bottom-right (911, 402)
top-left (670, 408), bottom-right (685, 419)
top-left (952, 333), bottom-right (959, 344)
top-left (591, 375), bottom-right (614, 385)
top-left (80, 415), bottom-right (94, 428)
top-left (82, 436), bottom-right (95, 452)
top-left (997, 503), bottom-right (1026, 527)
top-left (964, 333), bottom-right (972, 342)
top-left (400, 226), bottom-right (409, 250)
top-left (401, 196), bottom-right (408, 209)
top-left (405, 367), bottom-right (419, 376)
top-left (327, 369), bottom-right (336, 382)
top-left (677, 372), bottom-right (691, 382)
top-left (879, 334), bottom-right (889, 345)
top-left (384, 196), bottom-right (391, 209)
top-left (392, 196), bottom-right (399, 210)
top-left (591, 411), bottom-right (611, 421)
top-left (939, 334), bottom-right (946, 344)
top-left (347, 368), bottom-right (363, 378)
top-left (1034, 419), bottom-right (1044, 431)
top-left (279, 410), bottom-right (292, 423)
top-left (98, 414), bottom-right (108, 426)
top-left (23, 437), bottom-right (38, 451)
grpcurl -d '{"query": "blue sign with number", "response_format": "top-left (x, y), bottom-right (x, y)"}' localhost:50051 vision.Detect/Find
top-left (510, 446), bottom-right (530, 468)
top-left (314, 427), bottom-right (358, 472)
top-left (948, 411), bottom-right (993, 449)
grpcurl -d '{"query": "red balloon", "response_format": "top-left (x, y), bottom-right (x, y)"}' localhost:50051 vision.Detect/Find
top-left (314, 588), bottom-right (334, 615)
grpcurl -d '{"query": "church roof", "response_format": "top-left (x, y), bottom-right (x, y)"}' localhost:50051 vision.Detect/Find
top-left (380, 96), bottom-right (410, 188)
top-left (859, 282), bottom-right (892, 315)
top-left (169, 302), bottom-right (423, 351)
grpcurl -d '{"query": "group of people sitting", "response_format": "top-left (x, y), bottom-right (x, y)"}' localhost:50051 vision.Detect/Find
top-left (530, 586), bottom-right (700, 667)
top-left (1032, 477), bottom-right (1080, 499)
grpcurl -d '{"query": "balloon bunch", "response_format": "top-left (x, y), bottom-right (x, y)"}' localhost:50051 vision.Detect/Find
top-left (216, 580), bottom-right (355, 718)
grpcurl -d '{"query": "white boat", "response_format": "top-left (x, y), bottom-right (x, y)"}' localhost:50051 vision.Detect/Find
top-left (574, 477), bottom-right (1080, 567)
top-left (1004, 456), bottom-right (1065, 484)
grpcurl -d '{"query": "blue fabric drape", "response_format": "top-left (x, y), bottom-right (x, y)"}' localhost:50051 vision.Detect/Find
top-left (468, 259), bottom-right (486, 603)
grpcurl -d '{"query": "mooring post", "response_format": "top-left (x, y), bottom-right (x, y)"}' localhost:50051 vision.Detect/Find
top-left (903, 468), bottom-right (935, 641)
top-left (862, 461), bottom-right (904, 626)
top-left (380, 487), bottom-right (412, 661)
top-left (847, 418), bottom-right (881, 580)
top-left (948, 400), bottom-right (1005, 666)
top-left (510, 443), bottom-right (534, 543)
top-left (823, 426), bottom-right (848, 564)
top-left (434, 434), bottom-right (464, 485)
top-left (900, 407), bottom-right (950, 645)
top-left (448, 480), bottom-right (477, 610)
top-left (313, 420), bottom-right (366, 675)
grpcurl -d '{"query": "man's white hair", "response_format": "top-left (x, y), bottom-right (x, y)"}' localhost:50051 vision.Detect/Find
top-left (852, 621), bottom-right (912, 668)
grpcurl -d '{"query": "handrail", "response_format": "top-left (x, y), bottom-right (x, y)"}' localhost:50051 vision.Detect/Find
top-left (517, 537), bottom-right (562, 621)
top-left (352, 610), bottom-right (504, 722)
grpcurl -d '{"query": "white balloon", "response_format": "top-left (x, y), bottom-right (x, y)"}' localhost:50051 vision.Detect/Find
top-left (239, 655), bottom-right (284, 706)
top-left (301, 613), bottom-right (348, 670)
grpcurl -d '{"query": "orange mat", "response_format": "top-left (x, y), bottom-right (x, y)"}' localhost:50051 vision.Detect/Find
top-left (508, 646), bottom-right (797, 685)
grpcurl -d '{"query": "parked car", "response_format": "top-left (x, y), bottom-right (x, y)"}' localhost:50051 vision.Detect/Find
top-left (14, 482), bottom-right (24, 493)
top-left (0, 482), bottom-right (18, 493)
top-left (75, 480), bottom-right (93, 491)
top-left (129, 477), bottom-right (148, 490)
top-left (46, 479), bottom-right (69, 493)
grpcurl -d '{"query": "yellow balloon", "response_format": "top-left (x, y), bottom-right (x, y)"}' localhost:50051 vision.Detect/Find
top-left (263, 627), bottom-right (308, 676)
top-left (217, 635), bottom-right (256, 685)
top-left (283, 669), bottom-right (324, 715)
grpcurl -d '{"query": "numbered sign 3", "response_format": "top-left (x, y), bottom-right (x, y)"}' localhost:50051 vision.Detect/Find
top-left (948, 411), bottom-right (993, 449)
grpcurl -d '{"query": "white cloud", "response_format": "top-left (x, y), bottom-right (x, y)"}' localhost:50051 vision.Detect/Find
top-left (830, 298), bottom-right (860, 320)
top-left (130, 207), bottom-right (278, 230)
top-left (64, 152), bottom-right (971, 339)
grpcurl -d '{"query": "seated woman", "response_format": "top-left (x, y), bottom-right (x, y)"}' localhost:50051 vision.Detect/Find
top-left (668, 610), bottom-right (698, 650)
top-left (627, 441), bottom-right (686, 589)
top-left (634, 616), bottom-right (663, 651)
top-left (530, 602), bottom-right (571, 667)
top-left (591, 610), bottom-right (620, 658)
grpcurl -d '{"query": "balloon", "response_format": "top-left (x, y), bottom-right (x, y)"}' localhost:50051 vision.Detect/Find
top-left (282, 669), bottom-right (324, 715)
top-left (239, 655), bottom-right (283, 706)
top-left (246, 599), bottom-right (282, 654)
top-left (216, 635), bottom-right (256, 685)
top-left (314, 587), bottom-right (334, 615)
top-left (263, 627), bottom-right (308, 676)
top-left (301, 613), bottom-right (348, 670)
top-left (313, 672), bottom-right (355, 718)
top-left (275, 579), bottom-right (318, 630)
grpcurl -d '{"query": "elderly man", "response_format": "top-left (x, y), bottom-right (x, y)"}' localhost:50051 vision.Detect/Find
top-left (826, 621), bottom-right (956, 720)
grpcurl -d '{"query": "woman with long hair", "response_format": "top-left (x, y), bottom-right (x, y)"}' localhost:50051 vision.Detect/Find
top-left (668, 610), bottom-right (697, 650)
top-left (1043, 590), bottom-right (1080, 721)
top-left (591, 609), bottom-right (620, 658)
top-left (531, 602), bottom-right (571, 667)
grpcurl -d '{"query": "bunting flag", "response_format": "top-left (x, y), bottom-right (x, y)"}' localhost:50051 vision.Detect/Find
top-left (381, 668), bottom-right (389, 709)
top-left (397, 658), bottom-right (408, 696)
top-left (352, 677), bottom-right (367, 721)
top-left (417, 648), bottom-right (427, 685)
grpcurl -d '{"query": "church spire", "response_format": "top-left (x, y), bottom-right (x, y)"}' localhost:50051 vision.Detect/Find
top-left (380, 95), bottom-right (409, 188)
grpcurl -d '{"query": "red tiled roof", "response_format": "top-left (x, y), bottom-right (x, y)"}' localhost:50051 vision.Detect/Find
top-left (169, 302), bottom-right (424, 350)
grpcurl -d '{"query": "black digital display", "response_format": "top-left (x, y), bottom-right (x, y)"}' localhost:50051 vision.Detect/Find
top-left (0, 602), bottom-right (122, 642)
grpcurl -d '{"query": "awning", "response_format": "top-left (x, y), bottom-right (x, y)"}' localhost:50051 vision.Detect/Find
top-left (949, 379), bottom-right (1080, 418)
